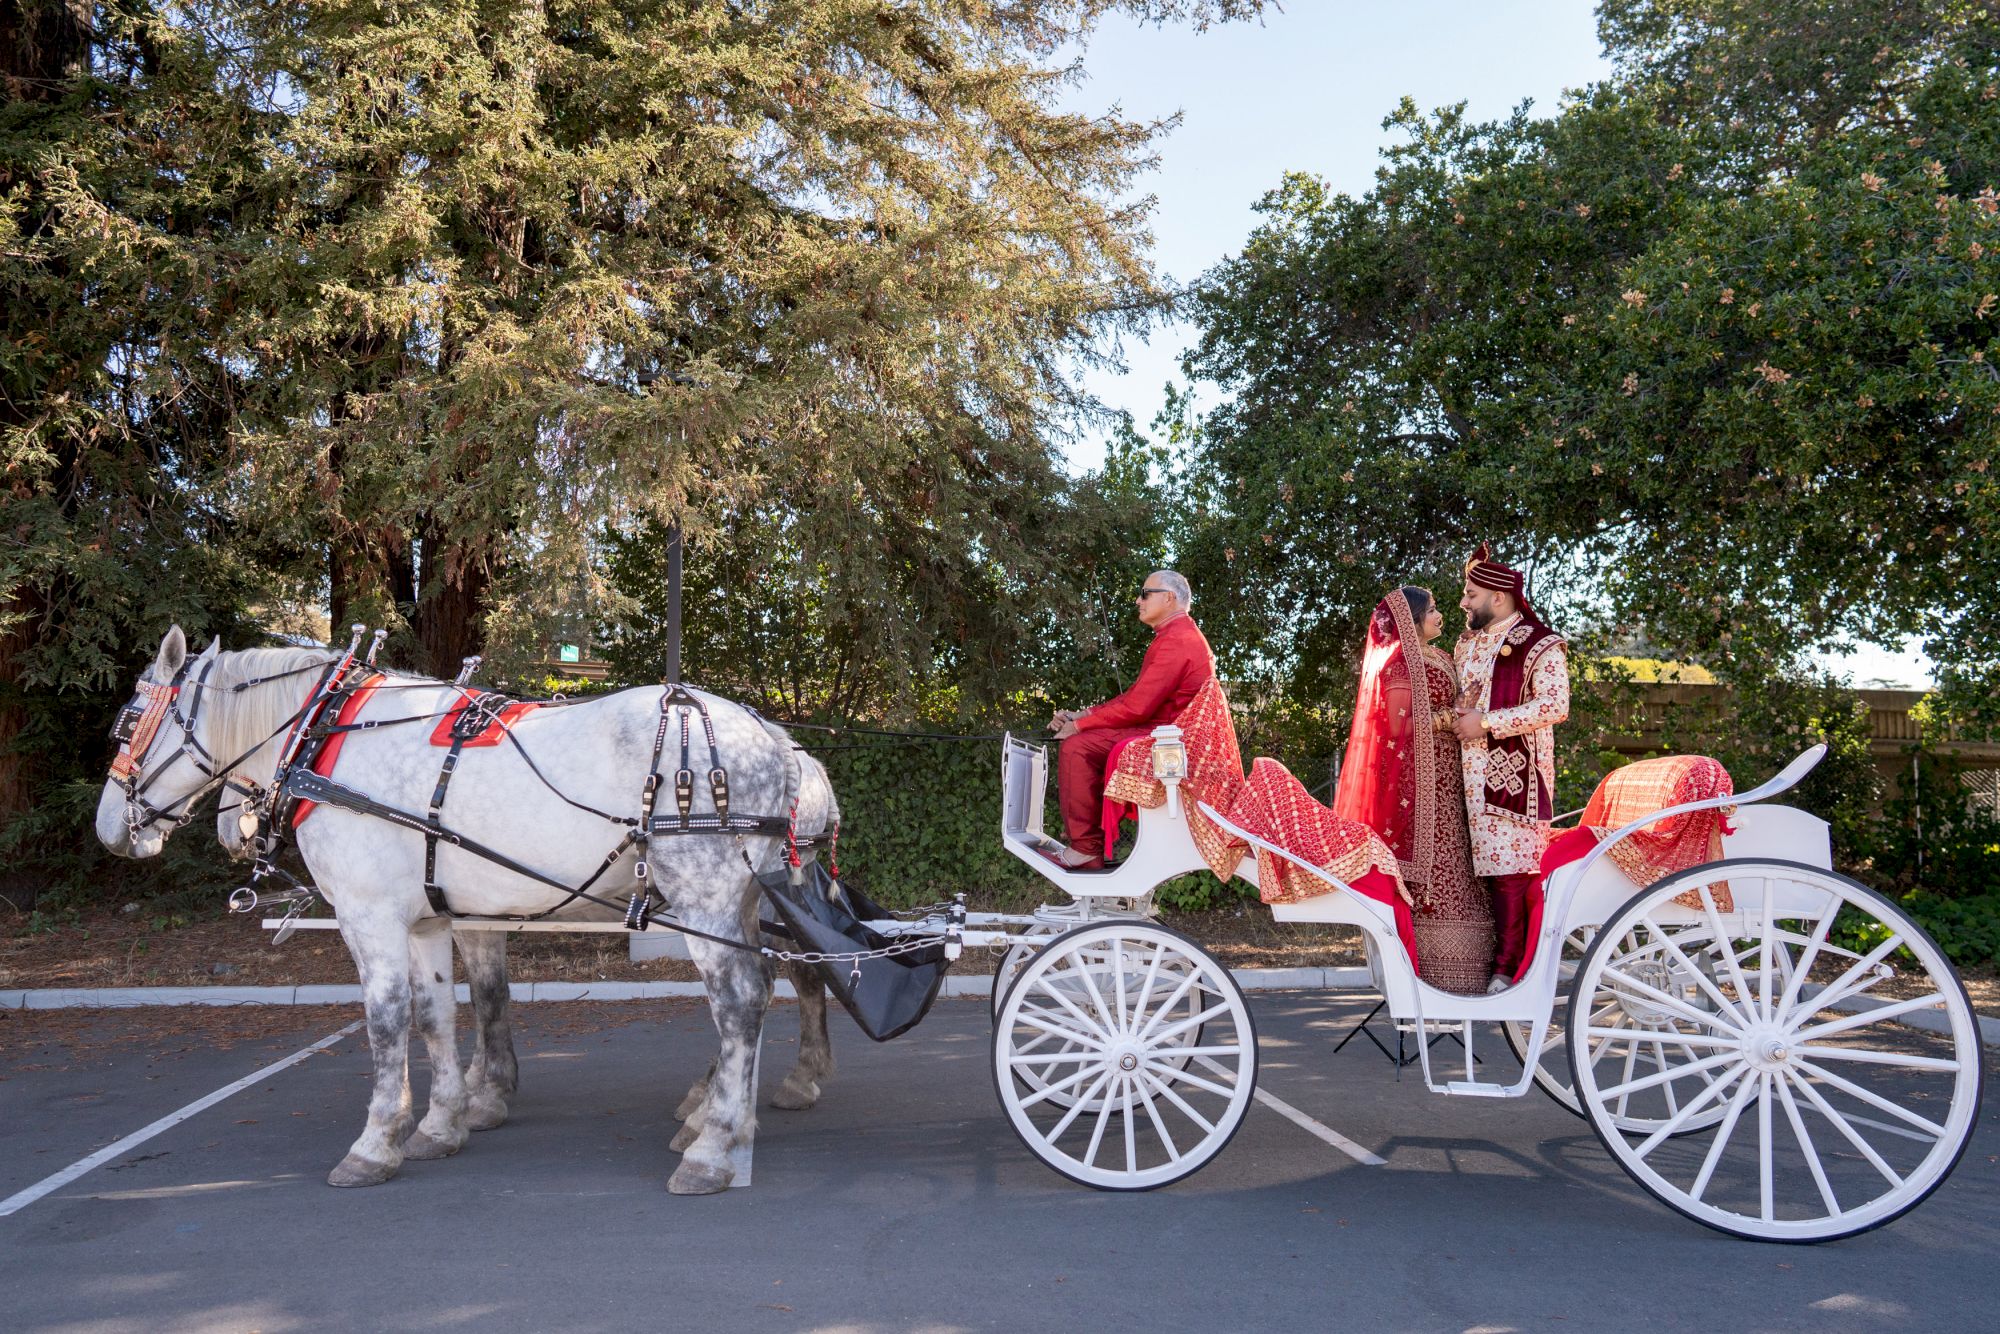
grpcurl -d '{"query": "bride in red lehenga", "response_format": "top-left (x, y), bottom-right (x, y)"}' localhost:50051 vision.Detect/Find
top-left (1333, 588), bottom-right (1495, 994)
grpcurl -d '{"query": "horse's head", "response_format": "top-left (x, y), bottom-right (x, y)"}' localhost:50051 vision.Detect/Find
top-left (96, 625), bottom-right (224, 859)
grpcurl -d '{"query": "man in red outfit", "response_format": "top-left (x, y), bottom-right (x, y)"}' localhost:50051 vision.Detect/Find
top-left (1047, 570), bottom-right (1215, 870)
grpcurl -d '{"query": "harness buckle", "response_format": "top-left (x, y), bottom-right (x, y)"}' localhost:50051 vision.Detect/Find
top-left (709, 768), bottom-right (730, 822)
top-left (674, 768), bottom-right (694, 821)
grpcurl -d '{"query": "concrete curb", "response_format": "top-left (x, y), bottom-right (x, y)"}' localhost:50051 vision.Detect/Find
top-left (6, 970), bottom-right (1996, 1048)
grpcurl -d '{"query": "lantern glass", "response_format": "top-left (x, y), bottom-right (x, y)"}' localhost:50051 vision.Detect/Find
top-left (1152, 738), bottom-right (1187, 781)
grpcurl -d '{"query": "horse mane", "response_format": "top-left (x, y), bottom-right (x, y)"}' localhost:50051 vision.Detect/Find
top-left (209, 645), bottom-right (433, 763)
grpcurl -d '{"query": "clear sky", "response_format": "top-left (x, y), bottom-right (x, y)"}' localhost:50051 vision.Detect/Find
top-left (1055, 1), bottom-right (1935, 688)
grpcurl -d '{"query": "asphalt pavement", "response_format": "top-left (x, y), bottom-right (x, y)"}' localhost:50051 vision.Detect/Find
top-left (2, 993), bottom-right (1995, 1333)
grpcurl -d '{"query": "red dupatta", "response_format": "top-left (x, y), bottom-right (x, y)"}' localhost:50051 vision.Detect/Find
top-left (1332, 592), bottom-right (1442, 889)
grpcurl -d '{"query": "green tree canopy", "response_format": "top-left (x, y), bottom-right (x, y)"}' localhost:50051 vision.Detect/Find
top-left (1176, 1), bottom-right (1999, 724)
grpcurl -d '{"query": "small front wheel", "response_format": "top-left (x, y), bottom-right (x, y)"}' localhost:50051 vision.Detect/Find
top-left (991, 922), bottom-right (1256, 1190)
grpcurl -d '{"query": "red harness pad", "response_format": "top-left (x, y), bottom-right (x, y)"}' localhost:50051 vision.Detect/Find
top-left (293, 673), bottom-right (385, 828)
top-left (429, 694), bottom-right (541, 749)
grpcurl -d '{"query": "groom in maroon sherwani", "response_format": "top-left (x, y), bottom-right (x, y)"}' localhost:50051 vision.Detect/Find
top-left (1048, 570), bottom-right (1215, 870)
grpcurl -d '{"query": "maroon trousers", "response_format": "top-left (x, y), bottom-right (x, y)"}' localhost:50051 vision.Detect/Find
top-left (1489, 872), bottom-right (1538, 978)
top-left (1057, 727), bottom-right (1151, 857)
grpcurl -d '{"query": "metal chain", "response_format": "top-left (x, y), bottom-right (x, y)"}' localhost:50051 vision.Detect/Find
top-left (764, 933), bottom-right (945, 966)
top-left (880, 899), bottom-right (959, 920)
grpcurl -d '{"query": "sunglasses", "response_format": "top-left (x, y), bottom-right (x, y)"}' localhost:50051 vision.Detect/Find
top-left (1136, 587), bottom-right (1172, 600)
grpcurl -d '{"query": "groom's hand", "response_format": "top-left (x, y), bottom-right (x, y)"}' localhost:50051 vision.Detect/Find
top-left (1452, 708), bottom-right (1486, 742)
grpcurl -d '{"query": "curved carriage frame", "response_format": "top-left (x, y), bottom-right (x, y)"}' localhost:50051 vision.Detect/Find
top-left (980, 728), bottom-right (1984, 1241)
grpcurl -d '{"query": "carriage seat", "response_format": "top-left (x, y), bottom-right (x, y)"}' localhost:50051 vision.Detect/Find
top-left (1541, 754), bottom-right (1736, 911)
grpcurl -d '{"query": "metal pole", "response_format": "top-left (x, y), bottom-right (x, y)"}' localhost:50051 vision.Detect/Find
top-left (664, 516), bottom-right (683, 684)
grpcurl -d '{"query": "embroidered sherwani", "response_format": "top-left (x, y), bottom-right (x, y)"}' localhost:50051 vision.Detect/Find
top-left (1454, 613), bottom-right (1570, 877)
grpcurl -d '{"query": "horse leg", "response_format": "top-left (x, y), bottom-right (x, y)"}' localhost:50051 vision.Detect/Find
top-left (669, 930), bottom-right (770, 1195)
top-left (329, 916), bottom-right (416, 1188)
top-left (401, 922), bottom-right (470, 1160)
top-left (770, 961), bottom-right (833, 1111)
top-left (453, 930), bottom-right (517, 1130)
top-left (674, 1058), bottom-right (715, 1125)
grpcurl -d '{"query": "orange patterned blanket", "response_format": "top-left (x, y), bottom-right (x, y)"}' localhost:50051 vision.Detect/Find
top-left (1580, 755), bottom-right (1735, 910)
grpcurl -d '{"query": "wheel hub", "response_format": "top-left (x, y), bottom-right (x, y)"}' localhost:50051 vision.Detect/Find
top-left (1613, 959), bottom-right (1676, 1025)
top-left (1744, 1026), bottom-right (1792, 1071)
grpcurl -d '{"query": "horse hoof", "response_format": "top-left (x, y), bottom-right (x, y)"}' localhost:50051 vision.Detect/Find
top-left (668, 1120), bottom-right (702, 1153)
top-left (769, 1077), bottom-right (820, 1111)
top-left (667, 1158), bottom-right (734, 1195)
top-left (673, 1085), bottom-right (708, 1121)
top-left (401, 1129), bottom-right (464, 1161)
top-left (465, 1094), bottom-right (510, 1131)
top-left (327, 1154), bottom-right (399, 1188)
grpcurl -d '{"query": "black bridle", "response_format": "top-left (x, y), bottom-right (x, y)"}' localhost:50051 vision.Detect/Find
top-left (109, 654), bottom-right (343, 843)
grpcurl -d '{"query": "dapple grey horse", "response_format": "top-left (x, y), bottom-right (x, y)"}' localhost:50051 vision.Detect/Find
top-left (100, 626), bottom-right (836, 1193)
top-left (210, 751), bottom-right (842, 1135)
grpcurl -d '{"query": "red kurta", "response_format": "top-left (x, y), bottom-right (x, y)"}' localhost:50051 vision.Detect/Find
top-left (1059, 613), bottom-right (1215, 856)
top-left (1075, 613), bottom-right (1215, 732)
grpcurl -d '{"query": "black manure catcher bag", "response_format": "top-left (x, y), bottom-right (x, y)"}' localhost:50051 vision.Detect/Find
top-left (757, 863), bottom-right (953, 1042)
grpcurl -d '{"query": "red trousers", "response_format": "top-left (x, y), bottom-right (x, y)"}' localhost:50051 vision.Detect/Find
top-left (1058, 727), bottom-right (1151, 857)
top-left (1489, 872), bottom-right (1538, 978)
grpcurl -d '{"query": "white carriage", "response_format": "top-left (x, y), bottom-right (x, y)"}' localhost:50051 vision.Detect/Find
top-left (975, 727), bottom-right (1985, 1242)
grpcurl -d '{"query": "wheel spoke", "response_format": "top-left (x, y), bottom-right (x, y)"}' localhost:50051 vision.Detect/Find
top-left (1773, 1069), bottom-right (1841, 1218)
top-left (1791, 994), bottom-right (1946, 1044)
top-left (1083, 1079), bottom-right (1118, 1167)
top-left (1686, 1069), bottom-right (1760, 1199)
top-left (1633, 1064), bottom-right (1749, 1159)
top-left (1013, 1007), bottom-right (1106, 1051)
top-left (1009, 1048), bottom-right (1099, 1069)
top-left (1128, 940), bottom-right (1167, 1037)
top-left (1047, 1069), bottom-right (1115, 1141)
top-left (1031, 975), bottom-right (1113, 1043)
top-left (1151, 1044), bottom-right (1246, 1058)
top-left (1111, 936), bottom-right (1131, 1034)
top-left (1773, 895), bottom-right (1841, 1023)
top-left (1811, 933), bottom-right (1906, 1012)
top-left (1149, 1060), bottom-right (1237, 1099)
top-left (1783, 1067), bottom-right (1905, 1189)
top-left (1758, 878), bottom-right (1778, 1023)
top-left (1757, 1071), bottom-right (1775, 1223)
top-left (1147, 1000), bottom-right (1231, 1047)
top-left (1139, 1067), bottom-right (1216, 1135)
top-left (1582, 1026), bottom-right (1739, 1049)
top-left (1067, 948), bottom-right (1118, 1039)
top-left (1793, 1045), bottom-right (1959, 1072)
top-left (1602, 963), bottom-right (1740, 1031)
top-left (1790, 1058), bottom-right (1946, 1139)
top-left (1135, 969), bottom-right (1201, 1041)
top-left (1122, 1079), bottom-right (1137, 1174)
top-left (1137, 1071), bottom-right (1182, 1159)
top-left (1596, 1048), bottom-right (1742, 1102)
top-left (1016, 1061), bottom-right (1105, 1110)
top-left (1615, 1029), bottom-right (1642, 1119)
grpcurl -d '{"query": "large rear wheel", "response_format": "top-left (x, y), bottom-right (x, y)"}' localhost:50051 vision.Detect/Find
top-left (1569, 860), bottom-right (1982, 1242)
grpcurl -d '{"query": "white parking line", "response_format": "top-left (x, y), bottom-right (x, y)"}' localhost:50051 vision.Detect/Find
top-left (1192, 1056), bottom-right (1385, 1166)
top-left (0, 1020), bottom-right (363, 1219)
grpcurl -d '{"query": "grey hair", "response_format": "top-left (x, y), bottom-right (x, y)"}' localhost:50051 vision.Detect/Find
top-left (1151, 570), bottom-right (1192, 608)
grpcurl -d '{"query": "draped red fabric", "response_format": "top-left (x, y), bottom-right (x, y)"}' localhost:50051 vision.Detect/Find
top-left (292, 673), bottom-right (386, 827)
top-left (1332, 593), bottom-right (1438, 887)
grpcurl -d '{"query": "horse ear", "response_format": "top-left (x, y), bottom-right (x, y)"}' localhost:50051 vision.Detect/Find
top-left (199, 635), bottom-right (222, 661)
top-left (153, 625), bottom-right (188, 679)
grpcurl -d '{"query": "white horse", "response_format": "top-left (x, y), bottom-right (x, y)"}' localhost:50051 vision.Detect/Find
top-left (99, 626), bottom-right (835, 1193)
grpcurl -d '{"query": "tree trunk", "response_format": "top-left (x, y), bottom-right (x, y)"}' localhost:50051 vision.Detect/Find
top-left (412, 534), bottom-right (490, 679)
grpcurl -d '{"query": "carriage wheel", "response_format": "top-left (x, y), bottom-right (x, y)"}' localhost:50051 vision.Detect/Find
top-left (991, 922), bottom-right (1256, 1190)
top-left (1504, 925), bottom-right (1728, 1137)
top-left (1569, 860), bottom-right (1983, 1242)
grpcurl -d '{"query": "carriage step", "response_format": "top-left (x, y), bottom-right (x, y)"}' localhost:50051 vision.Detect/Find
top-left (1444, 1080), bottom-right (1511, 1098)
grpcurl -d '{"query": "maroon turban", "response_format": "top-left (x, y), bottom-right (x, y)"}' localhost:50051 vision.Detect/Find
top-left (1464, 543), bottom-right (1544, 624)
